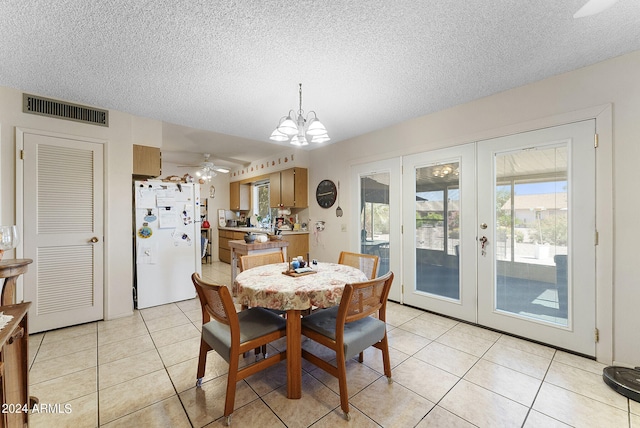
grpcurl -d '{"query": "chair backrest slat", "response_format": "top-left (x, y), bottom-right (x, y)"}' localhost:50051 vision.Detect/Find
top-left (240, 252), bottom-right (284, 272)
top-left (191, 273), bottom-right (237, 328)
top-left (338, 251), bottom-right (379, 280)
top-left (339, 271), bottom-right (393, 325)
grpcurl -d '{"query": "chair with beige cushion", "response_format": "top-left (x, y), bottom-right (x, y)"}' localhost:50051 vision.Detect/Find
top-left (338, 251), bottom-right (379, 279)
top-left (191, 273), bottom-right (286, 426)
top-left (301, 271), bottom-right (394, 420)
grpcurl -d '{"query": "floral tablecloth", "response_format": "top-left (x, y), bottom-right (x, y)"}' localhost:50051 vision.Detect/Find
top-left (234, 262), bottom-right (368, 311)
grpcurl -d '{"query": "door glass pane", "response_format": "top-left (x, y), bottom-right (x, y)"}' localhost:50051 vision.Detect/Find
top-left (495, 145), bottom-right (568, 326)
top-left (415, 162), bottom-right (460, 300)
top-left (360, 173), bottom-right (390, 275)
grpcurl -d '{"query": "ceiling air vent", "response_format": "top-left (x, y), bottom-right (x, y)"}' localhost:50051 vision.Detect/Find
top-left (23, 93), bottom-right (108, 127)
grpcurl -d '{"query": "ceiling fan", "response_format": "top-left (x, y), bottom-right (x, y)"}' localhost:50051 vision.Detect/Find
top-left (178, 153), bottom-right (230, 181)
top-left (574, 0), bottom-right (619, 18)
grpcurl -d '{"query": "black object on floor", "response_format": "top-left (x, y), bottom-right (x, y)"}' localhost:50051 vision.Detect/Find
top-left (602, 366), bottom-right (640, 402)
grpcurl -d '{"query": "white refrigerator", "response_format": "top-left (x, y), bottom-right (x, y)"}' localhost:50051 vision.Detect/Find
top-left (134, 180), bottom-right (201, 309)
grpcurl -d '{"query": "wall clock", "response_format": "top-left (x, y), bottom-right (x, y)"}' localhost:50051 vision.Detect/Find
top-left (316, 179), bottom-right (338, 208)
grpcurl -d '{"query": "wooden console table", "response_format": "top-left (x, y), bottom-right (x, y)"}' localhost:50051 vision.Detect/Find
top-left (0, 259), bottom-right (33, 306)
top-left (0, 302), bottom-right (32, 427)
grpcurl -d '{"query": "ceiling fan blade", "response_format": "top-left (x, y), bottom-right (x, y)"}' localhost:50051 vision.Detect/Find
top-left (175, 153), bottom-right (236, 173)
top-left (574, 0), bottom-right (619, 18)
top-left (210, 155), bottom-right (251, 167)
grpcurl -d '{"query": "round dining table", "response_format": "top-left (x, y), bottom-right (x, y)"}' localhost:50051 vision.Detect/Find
top-left (234, 262), bottom-right (368, 399)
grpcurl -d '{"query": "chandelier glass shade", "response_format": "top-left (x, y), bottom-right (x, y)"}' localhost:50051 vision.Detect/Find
top-left (270, 83), bottom-right (330, 146)
top-left (195, 167), bottom-right (216, 181)
top-left (195, 162), bottom-right (230, 181)
top-left (431, 164), bottom-right (459, 178)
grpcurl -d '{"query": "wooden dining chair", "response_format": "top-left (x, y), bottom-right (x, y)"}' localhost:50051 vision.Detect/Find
top-left (239, 252), bottom-right (284, 271)
top-left (301, 271), bottom-right (394, 421)
top-left (239, 252), bottom-right (287, 356)
top-left (338, 251), bottom-right (379, 279)
top-left (191, 273), bottom-right (286, 426)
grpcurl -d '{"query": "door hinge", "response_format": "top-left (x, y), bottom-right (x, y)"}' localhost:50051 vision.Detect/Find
top-left (595, 230), bottom-right (599, 246)
top-left (20, 149), bottom-right (24, 160)
top-left (594, 133), bottom-right (599, 148)
top-left (594, 328), bottom-right (600, 343)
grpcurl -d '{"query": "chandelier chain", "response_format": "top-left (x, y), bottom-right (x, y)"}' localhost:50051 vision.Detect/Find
top-left (298, 83), bottom-right (303, 115)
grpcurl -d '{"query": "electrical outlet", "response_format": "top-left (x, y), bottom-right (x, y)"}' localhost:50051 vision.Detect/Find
top-left (341, 224), bottom-right (347, 232)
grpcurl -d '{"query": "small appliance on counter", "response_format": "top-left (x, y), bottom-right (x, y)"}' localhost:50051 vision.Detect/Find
top-left (276, 217), bottom-right (292, 230)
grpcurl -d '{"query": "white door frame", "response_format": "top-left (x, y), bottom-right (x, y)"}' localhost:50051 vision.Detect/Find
top-left (351, 158), bottom-right (402, 301)
top-left (470, 105), bottom-right (613, 362)
top-left (346, 104), bottom-right (612, 362)
top-left (476, 120), bottom-right (596, 355)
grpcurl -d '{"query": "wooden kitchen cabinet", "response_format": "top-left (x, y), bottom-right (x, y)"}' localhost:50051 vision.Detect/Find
top-left (218, 229), bottom-right (247, 264)
top-left (270, 168), bottom-right (308, 208)
top-left (282, 233), bottom-right (309, 260)
top-left (229, 181), bottom-right (250, 211)
top-left (0, 302), bottom-right (31, 428)
top-left (133, 144), bottom-right (161, 177)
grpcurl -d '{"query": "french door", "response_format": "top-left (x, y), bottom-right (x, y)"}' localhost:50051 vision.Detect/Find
top-left (352, 158), bottom-right (402, 301)
top-left (402, 121), bottom-right (596, 355)
top-left (402, 144), bottom-right (477, 322)
top-left (477, 120), bottom-right (596, 355)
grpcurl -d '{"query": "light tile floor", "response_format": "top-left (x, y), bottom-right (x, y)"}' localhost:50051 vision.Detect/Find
top-left (26, 261), bottom-right (639, 427)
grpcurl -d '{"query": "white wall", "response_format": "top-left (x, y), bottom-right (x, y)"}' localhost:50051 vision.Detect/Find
top-left (0, 86), bottom-right (162, 320)
top-left (308, 50), bottom-right (640, 366)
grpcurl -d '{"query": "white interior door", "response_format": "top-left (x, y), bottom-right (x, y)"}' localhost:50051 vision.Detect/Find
top-left (402, 143), bottom-right (477, 322)
top-left (477, 120), bottom-right (596, 355)
top-left (351, 158), bottom-right (401, 301)
top-left (18, 129), bottom-right (104, 333)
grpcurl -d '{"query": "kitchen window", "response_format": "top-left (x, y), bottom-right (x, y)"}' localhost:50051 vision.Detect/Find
top-left (253, 181), bottom-right (270, 225)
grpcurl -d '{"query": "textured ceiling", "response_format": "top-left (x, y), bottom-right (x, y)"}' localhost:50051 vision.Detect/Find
top-left (1, 1), bottom-right (640, 167)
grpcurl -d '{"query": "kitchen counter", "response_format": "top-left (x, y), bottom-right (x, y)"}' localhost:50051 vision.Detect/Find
top-left (218, 228), bottom-right (309, 266)
top-left (228, 239), bottom-right (290, 252)
top-left (218, 226), bottom-right (309, 235)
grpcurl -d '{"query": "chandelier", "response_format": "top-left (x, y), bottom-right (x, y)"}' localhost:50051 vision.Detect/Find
top-left (432, 164), bottom-right (459, 178)
top-left (269, 83), bottom-right (330, 146)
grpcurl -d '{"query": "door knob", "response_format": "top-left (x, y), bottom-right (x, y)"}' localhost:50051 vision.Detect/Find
top-left (90, 237), bottom-right (99, 243)
top-left (480, 223), bottom-right (488, 229)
